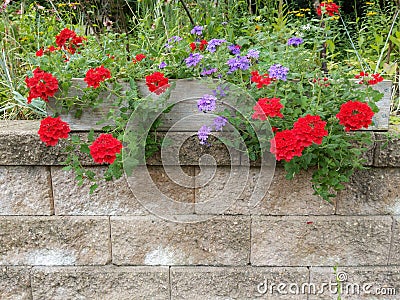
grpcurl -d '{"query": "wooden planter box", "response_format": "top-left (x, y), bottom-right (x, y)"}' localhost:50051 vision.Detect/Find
top-left (48, 78), bottom-right (392, 131)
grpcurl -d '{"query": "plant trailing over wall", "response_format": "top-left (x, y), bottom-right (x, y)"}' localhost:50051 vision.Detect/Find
top-left (19, 0), bottom-right (387, 200)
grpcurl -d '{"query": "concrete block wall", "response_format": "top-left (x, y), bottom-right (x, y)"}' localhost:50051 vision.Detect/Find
top-left (0, 121), bottom-right (400, 299)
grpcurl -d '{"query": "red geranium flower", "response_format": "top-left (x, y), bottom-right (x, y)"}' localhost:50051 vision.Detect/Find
top-left (35, 48), bottom-right (44, 57)
top-left (316, 2), bottom-right (340, 16)
top-left (189, 40), bottom-right (208, 52)
top-left (38, 116), bottom-right (70, 146)
top-left (251, 71), bottom-right (272, 88)
top-left (84, 66), bottom-right (111, 88)
top-left (189, 42), bottom-right (196, 51)
top-left (252, 97), bottom-right (284, 120)
top-left (293, 115), bottom-right (328, 147)
top-left (89, 133), bottom-right (123, 164)
top-left (145, 72), bottom-right (170, 94)
top-left (25, 67), bottom-right (59, 103)
top-left (133, 53), bottom-right (146, 62)
top-left (55, 28), bottom-right (85, 54)
top-left (354, 71), bottom-right (383, 85)
top-left (270, 129), bottom-right (304, 162)
top-left (336, 100), bottom-right (374, 131)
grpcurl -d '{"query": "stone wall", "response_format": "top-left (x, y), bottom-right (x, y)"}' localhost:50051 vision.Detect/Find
top-left (1, 120), bottom-right (400, 299)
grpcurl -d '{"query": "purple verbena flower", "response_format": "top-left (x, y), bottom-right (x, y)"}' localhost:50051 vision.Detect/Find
top-left (190, 25), bottom-right (204, 36)
top-left (159, 61), bottom-right (167, 69)
top-left (228, 44), bottom-right (241, 55)
top-left (197, 94), bottom-right (217, 112)
top-left (198, 125), bottom-right (212, 145)
top-left (201, 68), bottom-right (218, 76)
top-left (185, 53), bottom-right (204, 67)
top-left (287, 37), bottom-right (304, 46)
top-left (247, 49), bottom-right (260, 59)
top-left (227, 55), bottom-right (250, 73)
top-left (206, 39), bottom-right (227, 53)
top-left (212, 84), bottom-right (229, 97)
top-left (164, 35), bottom-right (182, 48)
top-left (213, 116), bottom-right (228, 131)
top-left (268, 64), bottom-right (289, 81)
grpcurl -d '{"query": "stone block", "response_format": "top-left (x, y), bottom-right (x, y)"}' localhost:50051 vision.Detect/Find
top-left (251, 216), bottom-right (392, 266)
top-left (170, 266), bottom-right (309, 299)
top-left (0, 166), bottom-right (51, 215)
top-left (389, 216), bottom-right (400, 265)
top-left (337, 168), bottom-right (400, 215)
top-left (147, 132), bottom-right (239, 166)
top-left (111, 216), bottom-right (250, 266)
top-left (374, 132), bottom-right (400, 167)
top-left (0, 267), bottom-right (32, 300)
top-left (251, 168), bottom-right (335, 215)
top-left (52, 167), bottom-right (148, 215)
top-left (0, 216), bottom-right (110, 265)
top-left (309, 266), bottom-right (400, 299)
top-left (31, 266), bottom-right (169, 300)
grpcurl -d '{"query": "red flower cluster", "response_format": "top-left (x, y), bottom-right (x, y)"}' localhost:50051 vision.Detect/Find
top-left (55, 28), bottom-right (85, 54)
top-left (251, 71), bottom-right (272, 88)
top-left (84, 66), bottom-right (111, 88)
top-left (270, 129), bottom-right (304, 162)
top-left (354, 71), bottom-right (383, 85)
top-left (270, 115), bottom-right (328, 161)
top-left (252, 97), bottom-right (284, 120)
top-left (145, 72), bottom-right (170, 94)
top-left (312, 77), bottom-right (330, 87)
top-left (89, 133), bottom-right (123, 164)
top-left (336, 100), bottom-right (374, 131)
top-left (293, 115), bottom-right (328, 147)
top-left (190, 40), bottom-right (208, 51)
top-left (25, 67), bottom-right (59, 103)
top-left (133, 53), bottom-right (146, 63)
top-left (316, 2), bottom-right (340, 16)
top-left (38, 116), bottom-right (70, 146)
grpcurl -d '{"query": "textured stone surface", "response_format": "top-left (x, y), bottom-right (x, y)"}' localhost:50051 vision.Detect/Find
top-left (0, 121), bottom-right (95, 165)
top-left (170, 266), bottom-right (309, 299)
top-left (52, 167), bottom-right (148, 215)
top-left (0, 217), bottom-right (110, 265)
top-left (196, 167), bottom-right (335, 215)
top-left (194, 166), bottom-right (275, 215)
top-left (251, 216), bottom-right (392, 266)
top-left (389, 216), bottom-right (400, 265)
top-left (124, 166), bottom-right (195, 216)
top-left (251, 168), bottom-right (335, 216)
top-left (31, 266), bottom-right (169, 300)
top-left (147, 133), bottom-right (240, 166)
top-left (374, 131), bottom-right (400, 167)
top-left (0, 267), bottom-right (32, 300)
top-left (111, 216), bottom-right (251, 266)
top-left (309, 267), bottom-right (400, 299)
top-left (337, 168), bottom-right (400, 215)
top-left (0, 166), bottom-right (51, 215)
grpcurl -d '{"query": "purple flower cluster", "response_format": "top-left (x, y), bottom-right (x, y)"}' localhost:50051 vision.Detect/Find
top-left (227, 55), bottom-right (250, 73)
top-left (247, 49), bottom-right (260, 59)
top-left (185, 53), bottom-right (204, 67)
top-left (201, 68), bottom-right (218, 76)
top-left (212, 84), bottom-right (229, 97)
top-left (228, 44), bottom-right (241, 55)
top-left (164, 36), bottom-right (182, 49)
top-left (197, 94), bottom-right (217, 112)
top-left (206, 39), bottom-right (227, 53)
top-left (213, 116), bottom-right (228, 131)
top-left (190, 25), bottom-right (204, 36)
top-left (268, 64), bottom-right (289, 81)
top-left (158, 61), bottom-right (167, 69)
top-left (198, 125), bottom-right (212, 145)
top-left (287, 37), bottom-right (304, 46)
